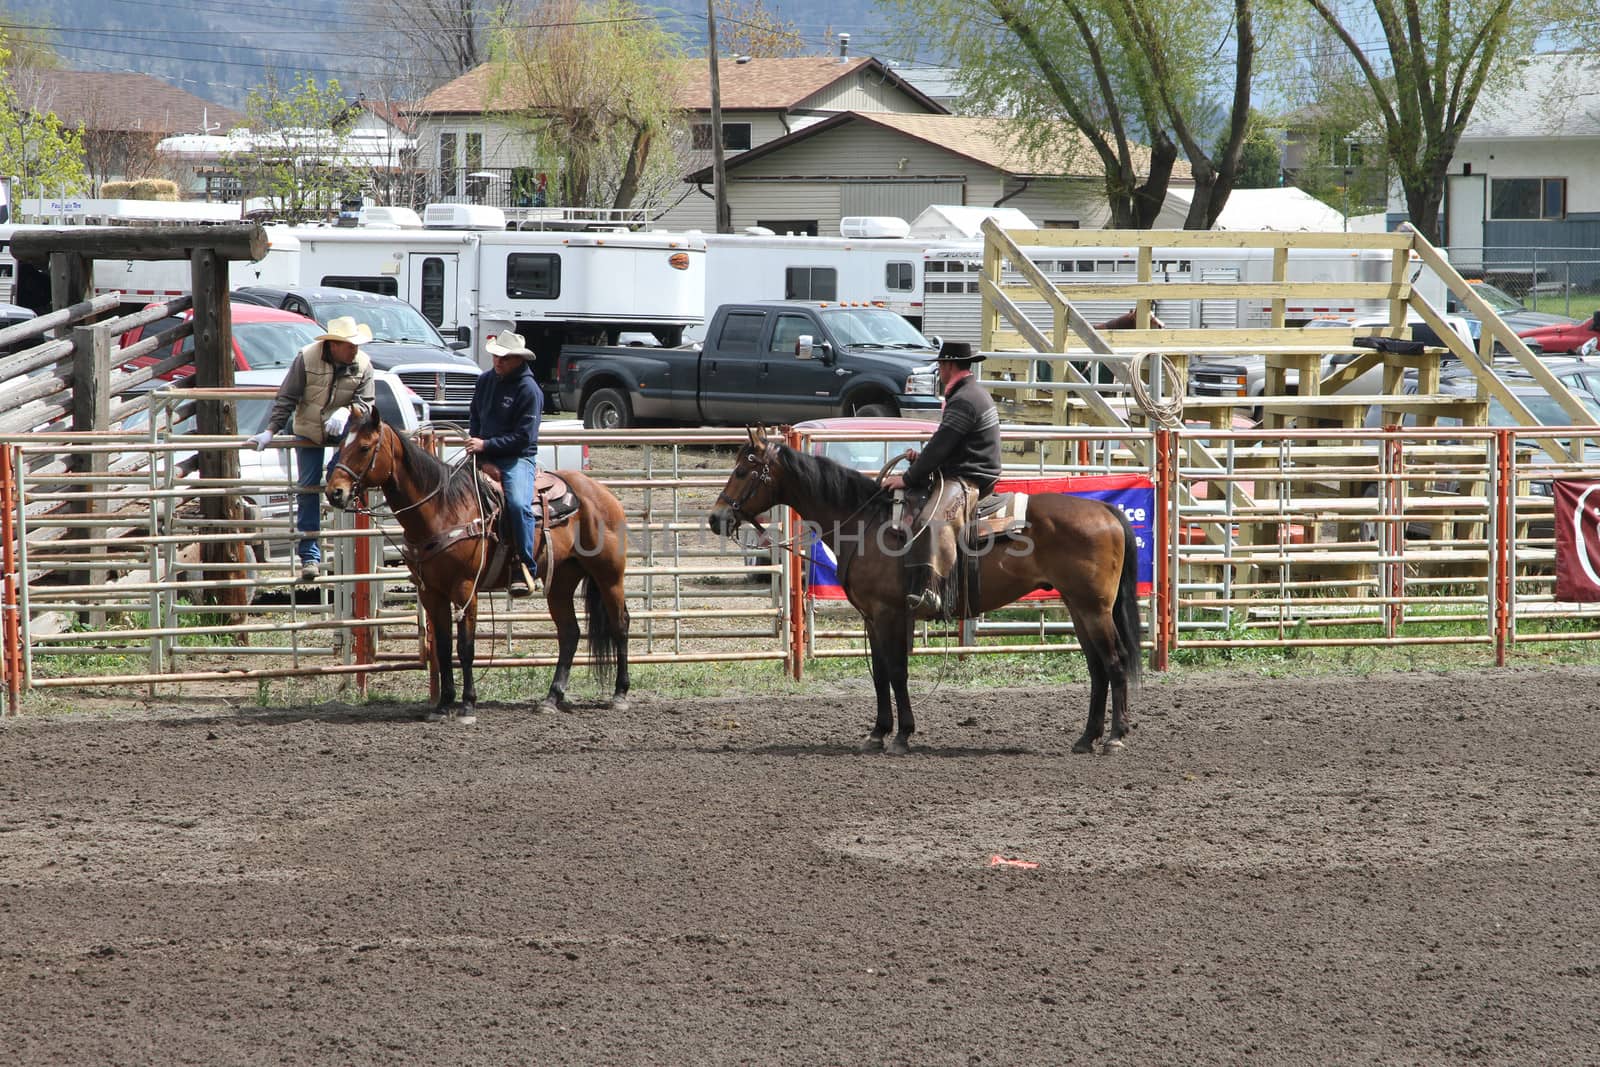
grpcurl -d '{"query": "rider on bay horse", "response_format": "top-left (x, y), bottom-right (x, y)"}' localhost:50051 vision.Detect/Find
top-left (881, 340), bottom-right (1002, 616)
top-left (466, 330), bottom-right (544, 598)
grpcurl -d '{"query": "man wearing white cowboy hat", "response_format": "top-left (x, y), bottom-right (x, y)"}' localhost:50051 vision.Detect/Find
top-left (467, 330), bottom-right (545, 597)
top-left (249, 315), bottom-right (376, 581)
top-left (881, 340), bottom-right (1002, 616)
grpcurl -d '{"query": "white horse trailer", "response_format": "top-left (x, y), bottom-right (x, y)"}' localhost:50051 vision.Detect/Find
top-left (919, 242), bottom-right (1450, 346)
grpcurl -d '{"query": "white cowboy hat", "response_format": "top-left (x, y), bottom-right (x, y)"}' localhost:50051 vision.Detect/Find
top-left (486, 330), bottom-right (533, 358)
top-left (314, 315), bottom-right (374, 346)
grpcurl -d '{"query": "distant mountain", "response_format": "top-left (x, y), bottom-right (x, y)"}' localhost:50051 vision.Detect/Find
top-left (21, 0), bottom-right (913, 113)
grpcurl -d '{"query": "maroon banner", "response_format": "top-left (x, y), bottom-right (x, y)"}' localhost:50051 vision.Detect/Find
top-left (1554, 479), bottom-right (1600, 602)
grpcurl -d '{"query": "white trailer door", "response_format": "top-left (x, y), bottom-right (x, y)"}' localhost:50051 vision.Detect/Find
top-left (408, 252), bottom-right (461, 339)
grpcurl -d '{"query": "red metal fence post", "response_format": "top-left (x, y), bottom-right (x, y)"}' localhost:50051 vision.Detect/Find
top-left (1153, 428), bottom-right (1175, 671)
top-left (785, 428), bottom-right (806, 679)
top-left (1, 444), bottom-right (19, 714)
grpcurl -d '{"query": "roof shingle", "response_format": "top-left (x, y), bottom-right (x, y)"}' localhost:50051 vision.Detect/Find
top-left (21, 71), bottom-right (243, 135)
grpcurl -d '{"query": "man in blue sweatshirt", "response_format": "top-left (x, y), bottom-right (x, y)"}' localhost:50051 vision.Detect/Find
top-left (466, 331), bottom-right (544, 597)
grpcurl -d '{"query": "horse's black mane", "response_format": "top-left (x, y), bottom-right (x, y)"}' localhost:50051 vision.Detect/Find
top-left (776, 443), bottom-right (890, 519)
top-left (394, 427), bottom-right (483, 513)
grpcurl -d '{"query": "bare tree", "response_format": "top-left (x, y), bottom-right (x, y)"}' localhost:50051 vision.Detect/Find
top-left (712, 0), bottom-right (806, 58)
top-left (365, 0), bottom-right (504, 84)
top-left (490, 0), bottom-right (688, 210)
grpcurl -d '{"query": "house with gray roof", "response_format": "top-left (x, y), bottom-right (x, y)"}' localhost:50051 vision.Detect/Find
top-left (665, 110), bottom-right (1193, 236)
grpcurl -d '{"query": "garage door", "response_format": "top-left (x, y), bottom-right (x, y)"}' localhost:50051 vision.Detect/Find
top-left (840, 181), bottom-right (965, 224)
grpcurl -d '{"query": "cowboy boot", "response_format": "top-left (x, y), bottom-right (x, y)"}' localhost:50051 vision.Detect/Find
top-left (508, 561), bottom-right (535, 598)
top-left (904, 564), bottom-right (942, 615)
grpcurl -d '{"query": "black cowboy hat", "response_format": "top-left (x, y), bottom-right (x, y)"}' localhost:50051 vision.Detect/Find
top-left (935, 340), bottom-right (986, 363)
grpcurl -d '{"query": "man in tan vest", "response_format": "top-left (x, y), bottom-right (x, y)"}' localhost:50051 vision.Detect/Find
top-left (249, 316), bottom-right (376, 581)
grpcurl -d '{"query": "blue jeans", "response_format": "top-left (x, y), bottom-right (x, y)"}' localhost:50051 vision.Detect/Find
top-left (295, 445), bottom-right (332, 564)
top-left (500, 454), bottom-right (539, 570)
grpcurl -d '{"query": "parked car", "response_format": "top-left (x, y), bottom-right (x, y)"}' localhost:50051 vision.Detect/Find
top-left (120, 302), bottom-right (328, 375)
top-left (1518, 309), bottom-right (1600, 355)
top-left (1446, 278), bottom-right (1573, 338)
top-left (558, 301), bottom-right (944, 428)
top-left (232, 285), bottom-right (482, 421)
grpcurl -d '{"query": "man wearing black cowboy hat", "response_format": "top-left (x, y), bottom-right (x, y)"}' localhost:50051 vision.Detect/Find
top-left (882, 340), bottom-right (1002, 616)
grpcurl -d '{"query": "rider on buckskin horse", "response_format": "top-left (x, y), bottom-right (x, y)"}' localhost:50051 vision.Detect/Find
top-left (466, 330), bottom-right (544, 598)
top-left (881, 340), bottom-right (1002, 616)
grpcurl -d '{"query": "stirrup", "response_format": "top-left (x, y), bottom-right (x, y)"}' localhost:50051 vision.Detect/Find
top-left (905, 589), bottom-right (942, 614)
top-left (508, 562), bottom-right (535, 598)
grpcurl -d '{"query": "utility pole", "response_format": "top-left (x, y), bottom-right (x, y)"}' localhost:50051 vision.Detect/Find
top-left (706, 0), bottom-right (732, 233)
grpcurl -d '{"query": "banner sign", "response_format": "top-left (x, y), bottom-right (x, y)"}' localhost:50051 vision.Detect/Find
top-left (1554, 479), bottom-right (1600, 602)
top-left (807, 472), bottom-right (1156, 601)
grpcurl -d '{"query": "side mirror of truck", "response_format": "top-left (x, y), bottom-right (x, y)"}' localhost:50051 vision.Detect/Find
top-left (796, 335), bottom-right (834, 364)
top-left (447, 338), bottom-right (470, 351)
top-left (457, 325), bottom-right (472, 346)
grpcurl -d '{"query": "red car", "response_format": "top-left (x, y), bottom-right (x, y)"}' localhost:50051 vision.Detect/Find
top-left (1518, 309), bottom-right (1600, 355)
top-left (119, 302), bottom-right (327, 374)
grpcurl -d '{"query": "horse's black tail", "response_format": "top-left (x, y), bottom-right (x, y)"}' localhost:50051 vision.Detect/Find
top-left (1114, 508), bottom-right (1144, 686)
top-left (583, 575), bottom-right (626, 687)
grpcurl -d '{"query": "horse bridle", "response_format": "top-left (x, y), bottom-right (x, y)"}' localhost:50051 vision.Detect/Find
top-left (715, 443), bottom-right (778, 533)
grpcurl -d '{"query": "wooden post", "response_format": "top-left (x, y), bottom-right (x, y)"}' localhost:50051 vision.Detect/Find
top-left (191, 248), bottom-right (247, 611)
top-left (69, 322), bottom-right (112, 624)
top-left (48, 251), bottom-right (91, 330)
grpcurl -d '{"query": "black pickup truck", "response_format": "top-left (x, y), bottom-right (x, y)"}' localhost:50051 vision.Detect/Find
top-left (557, 300), bottom-right (945, 428)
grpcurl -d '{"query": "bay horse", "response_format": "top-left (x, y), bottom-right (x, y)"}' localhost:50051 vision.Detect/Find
top-left (324, 406), bottom-right (630, 723)
top-left (708, 427), bottom-right (1140, 755)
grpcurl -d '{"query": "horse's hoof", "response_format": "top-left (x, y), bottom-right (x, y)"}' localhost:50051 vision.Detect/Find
top-left (1071, 737), bottom-right (1096, 754)
top-left (537, 697), bottom-right (572, 714)
top-left (424, 710), bottom-right (446, 723)
top-left (1100, 737), bottom-right (1124, 754)
top-left (859, 735), bottom-right (885, 754)
top-left (887, 737), bottom-right (911, 756)
top-left (609, 695), bottom-right (630, 713)
top-left (455, 708), bottom-right (478, 725)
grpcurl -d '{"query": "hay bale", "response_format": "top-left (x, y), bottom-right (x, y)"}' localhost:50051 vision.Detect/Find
top-left (100, 179), bottom-right (180, 201)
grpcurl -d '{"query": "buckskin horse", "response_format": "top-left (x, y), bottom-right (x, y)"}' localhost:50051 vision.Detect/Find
top-left (708, 427), bottom-right (1140, 755)
top-left (325, 407), bottom-right (630, 723)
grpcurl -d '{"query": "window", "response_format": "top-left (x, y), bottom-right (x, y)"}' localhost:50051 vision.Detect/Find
top-left (1490, 178), bottom-right (1566, 220)
top-left (465, 133), bottom-right (483, 172)
top-left (785, 267), bottom-right (837, 301)
top-left (1042, 219), bottom-right (1081, 229)
top-left (419, 257), bottom-right (446, 324)
top-left (716, 312), bottom-right (766, 351)
top-left (885, 262), bottom-right (914, 292)
top-left (439, 133), bottom-right (458, 194)
top-left (506, 253), bottom-right (560, 300)
top-left (319, 275), bottom-right (399, 296)
top-left (770, 313), bottom-right (814, 353)
top-left (691, 122), bottom-right (753, 151)
top-left (757, 219), bottom-right (818, 237)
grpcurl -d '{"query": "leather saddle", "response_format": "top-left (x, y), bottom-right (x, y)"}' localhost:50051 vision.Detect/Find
top-left (898, 488), bottom-right (1029, 543)
top-left (478, 464), bottom-right (581, 542)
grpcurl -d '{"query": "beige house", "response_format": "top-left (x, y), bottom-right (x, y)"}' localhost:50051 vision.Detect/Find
top-left (406, 55), bottom-right (945, 210)
top-left (671, 111), bottom-right (1194, 236)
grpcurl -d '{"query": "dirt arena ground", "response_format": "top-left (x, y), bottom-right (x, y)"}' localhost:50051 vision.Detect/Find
top-left (2, 665), bottom-right (1597, 1066)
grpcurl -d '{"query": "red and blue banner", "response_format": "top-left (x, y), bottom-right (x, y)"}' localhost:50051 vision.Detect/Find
top-left (806, 472), bottom-right (1156, 601)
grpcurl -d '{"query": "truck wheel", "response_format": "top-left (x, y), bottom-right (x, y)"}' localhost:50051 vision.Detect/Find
top-left (583, 387), bottom-right (633, 430)
top-left (855, 402), bottom-right (897, 418)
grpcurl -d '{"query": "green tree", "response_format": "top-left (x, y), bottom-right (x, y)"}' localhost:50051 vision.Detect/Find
top-left (1230, 111), bottom-right (1283, 189)
top-left (0, 43), bottom-right (88, 201)
top-left (227, 74), bottom-right (357, 223)
top-left (1295, 0), bottom-right (1577, 243)
top-left (489, 0), bottom-right (688, 211)
top-left (883, 0), bottom-right (1288, 228)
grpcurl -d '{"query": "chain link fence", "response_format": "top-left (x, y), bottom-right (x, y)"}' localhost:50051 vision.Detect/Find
top-left (1444, 247), bottom-right (1600, 314)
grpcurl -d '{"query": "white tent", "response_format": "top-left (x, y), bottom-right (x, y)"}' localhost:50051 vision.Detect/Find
top-left (1161, 186), bottom-right (1349, 232)
top-left (907, 204), bottom-right (1037, 240)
